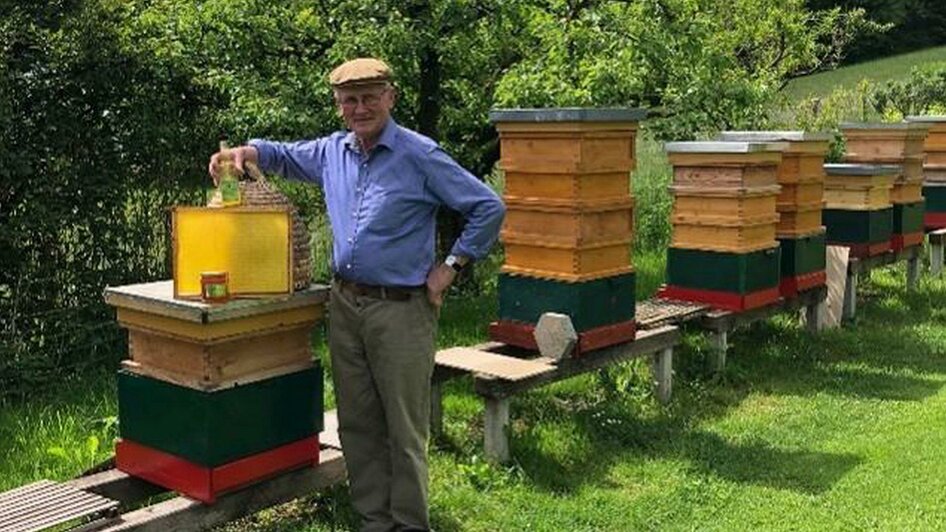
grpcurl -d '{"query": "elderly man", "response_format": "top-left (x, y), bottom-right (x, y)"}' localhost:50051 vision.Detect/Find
top-left (208, 58), bottom-right (504, 531)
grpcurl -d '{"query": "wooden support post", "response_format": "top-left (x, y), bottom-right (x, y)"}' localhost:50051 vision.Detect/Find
top-left (805, 298), bottom-right (826, 333)
top-left (652, 347), bottom-right (673, 404)
top-left (931, 236), bottom-right (945, 276)
top-left (483, 397), bottom-right (510, 464)
top-left (430, 382), bottom-right (444, 439)
top-left (843, 269), bottom-right (858, 321)
top-left (711, 330), bottom-right (728, 373)
top-left (907, 254), bottom-right (921, 290)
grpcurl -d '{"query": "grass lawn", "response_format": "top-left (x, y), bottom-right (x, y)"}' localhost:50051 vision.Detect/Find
top-left (784, 45), bottom-right (946, 101)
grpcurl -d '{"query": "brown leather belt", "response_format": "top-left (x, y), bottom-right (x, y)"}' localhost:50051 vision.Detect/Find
top-left (333, 276), bottom-right (423, 302)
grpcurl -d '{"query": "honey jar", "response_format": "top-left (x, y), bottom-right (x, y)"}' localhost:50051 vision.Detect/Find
top-left (200, 271), bottom-right (230, 303)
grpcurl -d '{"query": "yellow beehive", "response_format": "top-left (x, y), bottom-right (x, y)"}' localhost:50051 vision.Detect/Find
top-left (823, 164), bottom-right (897, 210)
top-left (492, 108), bottom-right (643, 202)
top-left (173, 207), bottom-right (292, 299)
top-left (491, 108), bottom-right (645, 281)
top-left (665, 141), bottom-right (783, 253)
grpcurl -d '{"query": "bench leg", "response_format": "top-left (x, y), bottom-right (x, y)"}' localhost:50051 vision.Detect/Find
top-left (907, 255), bottom-right (921, 291)
top-left (652, 347), bottom-right (673, 404)
top-left (484, 397), bottom-right (510, 464)
top-left (843, 270), bottom-right (858, 321)
top-left (430, 382), bottom-right (444, 439)
top-left (711, 330), bottom-right (728, 373)
top-left (805, 298), bottom-right (826, 333)
top-left (932, 241), bottom-right (944, 276)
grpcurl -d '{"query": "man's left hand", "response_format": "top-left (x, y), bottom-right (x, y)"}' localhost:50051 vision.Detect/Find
top-left (426, 264), bottom-right (457, 308)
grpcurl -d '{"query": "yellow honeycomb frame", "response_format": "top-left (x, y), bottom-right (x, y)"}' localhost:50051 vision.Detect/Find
top-left (172, 207), bottom-right (292, 299)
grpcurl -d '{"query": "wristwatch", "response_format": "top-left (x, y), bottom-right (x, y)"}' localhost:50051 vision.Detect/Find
top-left (444, 254), bottom-right (467, 273)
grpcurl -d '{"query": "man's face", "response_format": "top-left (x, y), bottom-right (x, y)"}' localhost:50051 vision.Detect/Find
top-left (334, 83), bottom-right (395, 141)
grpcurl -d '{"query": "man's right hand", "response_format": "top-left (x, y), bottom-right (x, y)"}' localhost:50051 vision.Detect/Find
top-left (208, 146), bottom-right (259, 185)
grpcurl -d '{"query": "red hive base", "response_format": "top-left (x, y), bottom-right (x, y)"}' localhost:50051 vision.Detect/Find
top-left (657, 285), bottom-right (780, 312)
top-left (488, 319), bottom-right (636, 356)
top-left (926, 213), bottom-right (946, 231)
top-left (779, 270), bottom-right (827, 299)
top-left (892, 232), bottom-right (924, 252)
top-left (116, 436), bottom-right (320, 504)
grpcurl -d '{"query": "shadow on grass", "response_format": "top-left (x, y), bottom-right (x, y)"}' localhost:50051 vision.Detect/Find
top-left (509, 396), bottom-right (862, 496)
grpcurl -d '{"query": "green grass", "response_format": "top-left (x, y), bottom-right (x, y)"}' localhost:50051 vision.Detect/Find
top-left (784, 45), bottom-right (946, 101)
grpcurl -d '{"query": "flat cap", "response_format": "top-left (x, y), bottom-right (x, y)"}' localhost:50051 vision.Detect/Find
top-left (329, 58), bottom-right (392, 88)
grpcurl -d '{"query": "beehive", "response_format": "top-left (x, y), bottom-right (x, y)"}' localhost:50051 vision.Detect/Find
top-left (716, 132), bottom-right (828, 298)
top-left (823, 164), bottom-right (897, 258)
top-left (489, 108), bottom-right (645, 353)
top-left (841, 122), bottom-right (928, 218)
top-left (906, 116), bottom-right (946, 228)
top-left (660, 141), bottom-right (784, 310)
top-left (105, 281), bottom-right (327, 503)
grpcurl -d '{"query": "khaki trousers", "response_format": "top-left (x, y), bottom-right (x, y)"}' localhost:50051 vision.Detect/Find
top-left (328, 282), bottom-right (437, 532)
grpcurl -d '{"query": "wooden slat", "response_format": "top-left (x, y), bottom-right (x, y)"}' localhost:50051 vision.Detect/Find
top-left (435, 348), bottom-right (556, 381)
top-left (635, 298), bottom-right (709, 329)
top-left (474, 325), bottom-right (681, 398)
top-left (0, 480), bottom-right (118, 532)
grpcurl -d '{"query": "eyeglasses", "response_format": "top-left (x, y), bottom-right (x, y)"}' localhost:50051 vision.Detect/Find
top-left (337, 88), bottom-right (390, 110)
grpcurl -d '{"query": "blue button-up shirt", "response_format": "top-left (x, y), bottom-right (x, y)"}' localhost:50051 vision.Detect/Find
top-left (249, 119), bottom-right (505, 287)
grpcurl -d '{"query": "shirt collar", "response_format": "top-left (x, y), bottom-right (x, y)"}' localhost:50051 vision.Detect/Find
top-left (344, 118), bottom-right (398, 154)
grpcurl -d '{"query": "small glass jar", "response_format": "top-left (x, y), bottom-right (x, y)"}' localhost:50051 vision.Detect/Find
top-left (200, 271), bottom-right (230, 303)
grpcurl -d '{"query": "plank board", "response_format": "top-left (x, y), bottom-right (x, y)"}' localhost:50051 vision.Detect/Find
top-left (435, 348), bottom-right (556, 381)
top-left (0, 479), bottom-right (119, 532)
top-left (104, 280), bottom-right (329, 324)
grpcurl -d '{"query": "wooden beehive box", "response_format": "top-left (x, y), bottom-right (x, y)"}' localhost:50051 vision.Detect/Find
top-left (502, 197), bottom-right (633, 247)
top-left (671, 185), bottom-right (779, 222)
top-left (891, 181), bottom-right (924, 204)
top-left (778, 182), bottom-right (824, 207)
top-left (660, 245), bottom-right (781, 311)
top-left (823, 164), bottom-right (897, 210)
top-left (840, 122), bottom-right (928, 162)
top-left (501, 238), bottom-right (633, 282)
top-left (490, 108), bottom-right (644, 203)
top-left (173, 207), bottom-right (293, 299)
top-left (666, 141), bottom-right (784, 189)
top-left (906, 116), bottom-right (946, 167)
top-left (718, 131), bottom-right (830, 183)
top-left (776, 204), bottom-right (823, 237)
top-left (671, 216), bottom-right (778, 253)
top-left (105, 281), bottom-right (326, 390)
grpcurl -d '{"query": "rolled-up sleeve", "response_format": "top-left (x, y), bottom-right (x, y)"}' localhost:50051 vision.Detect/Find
top-left (421, 147), bottom-right (505, 261)
top-left (247, 138), bottom-right (326, 186)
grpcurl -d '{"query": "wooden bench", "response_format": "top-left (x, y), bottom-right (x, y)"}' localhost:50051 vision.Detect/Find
top-left (431, 325), bottom-right (681, 463)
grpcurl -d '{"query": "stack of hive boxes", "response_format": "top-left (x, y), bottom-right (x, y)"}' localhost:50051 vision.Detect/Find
top-left (487, 108), bottom-right (646, 355)
top-left (659, 142), bottom-right (784, 311)
top-left (906, 116), bottom-right (946, 229)
top-left (822, 164), bottom-right (898, 258)
top-left (104, 280), bottom-right (325, 504)
top-left (719, 132), bottom-right (830, 297)
top-left (841, 122), bottom-right (929, 250)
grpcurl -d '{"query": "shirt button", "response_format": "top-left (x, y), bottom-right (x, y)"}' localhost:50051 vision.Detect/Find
top-left (346, 264), bottom-right (352, 269)
top-left (347, 237), bottom-right (353, 243)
